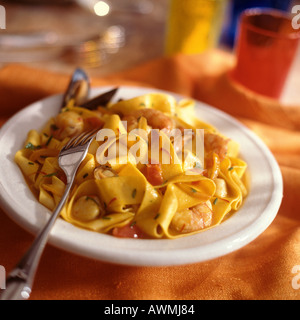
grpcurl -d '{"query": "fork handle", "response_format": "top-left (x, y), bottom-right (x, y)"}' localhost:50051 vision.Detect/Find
top-left (0, 182), bottom-right (73, 300)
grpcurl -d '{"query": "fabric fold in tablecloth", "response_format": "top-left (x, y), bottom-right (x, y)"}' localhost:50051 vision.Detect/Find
top-left (0, 50), bottom-right (299, 300)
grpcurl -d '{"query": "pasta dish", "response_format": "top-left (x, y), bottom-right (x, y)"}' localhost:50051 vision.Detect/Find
top-left (15, 91), bottom-right (247, 239)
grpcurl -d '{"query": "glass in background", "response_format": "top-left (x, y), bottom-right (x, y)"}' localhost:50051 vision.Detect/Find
top-left (221, 0), bottom-right (293, 48)
top-left (164, 0), bottom-right (228, 55)
top-left (230, 8), bottom-right (300, 99)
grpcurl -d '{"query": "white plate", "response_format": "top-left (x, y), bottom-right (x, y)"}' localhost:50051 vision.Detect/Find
top-left (0, 86), bottom-right (283, 266)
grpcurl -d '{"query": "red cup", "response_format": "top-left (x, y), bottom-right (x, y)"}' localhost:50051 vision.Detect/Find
top-left (231, 8), bottom-right (300, 99)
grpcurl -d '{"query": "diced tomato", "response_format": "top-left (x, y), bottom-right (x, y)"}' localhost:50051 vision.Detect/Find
top-left (143, 164), bottom-right (164, 186)
top-left (85, 117), bottom-right (104, 129)
top-left (112, 223), bottom-right (148, 239)
top-left (57, 172), bottom-right (67, 184)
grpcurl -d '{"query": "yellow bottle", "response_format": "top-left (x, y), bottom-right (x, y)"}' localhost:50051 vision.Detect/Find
top-left (165, 0), bottom-right (227, 55)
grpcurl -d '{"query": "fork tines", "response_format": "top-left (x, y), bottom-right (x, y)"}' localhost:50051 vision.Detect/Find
top-left (63, 127), bottom-right (100, 150)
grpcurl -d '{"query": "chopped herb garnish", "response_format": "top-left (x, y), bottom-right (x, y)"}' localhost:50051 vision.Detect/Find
top-left (25, 142), bottom-right (41, 150)
top-left (83, 173), bottom-right (88, 179)
top-left (213, 198), bottom-right (218, 205)
top-left (85, 196), bottom-right (98, 204)
top-left (43, 172), bottom-right (58, 177)
top-left (228, 166), bottom-right (234, 171)
top-left (45, 135), bottom-right (53, 146)
top-left (28, 162), bottom-right (34, 165)
top-left (130, 221), bottom-right (136, 227)
top-left (154, 213), bottom-right (160, 220)
top-left (191, 187), bottom-right (197, 193)
top-left (132, 188), bottom-right (137, 198)
top-left (102, 216), bottom-right (111, 220)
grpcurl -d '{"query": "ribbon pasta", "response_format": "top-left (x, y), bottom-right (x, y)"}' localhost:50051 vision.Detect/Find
top-left (15, 92), bottom-right (248, 239)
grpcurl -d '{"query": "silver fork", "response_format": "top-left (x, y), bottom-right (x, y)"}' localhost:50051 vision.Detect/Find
top-left (0, 128), bottom-right (99, 300)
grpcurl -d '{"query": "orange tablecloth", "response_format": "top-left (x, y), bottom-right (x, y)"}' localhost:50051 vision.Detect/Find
top-left (0, 50), bottom-right (299, 300)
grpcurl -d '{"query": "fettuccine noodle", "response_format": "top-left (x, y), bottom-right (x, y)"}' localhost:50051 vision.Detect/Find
top-left (15, 92), bottom-right (247, 239)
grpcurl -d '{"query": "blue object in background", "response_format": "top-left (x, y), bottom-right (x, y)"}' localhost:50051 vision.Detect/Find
top-left (221, 0), bottom-right (293, 47)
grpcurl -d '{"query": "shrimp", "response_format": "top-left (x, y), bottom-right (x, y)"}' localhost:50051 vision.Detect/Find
top-left (94, 165), bottom-right (117, 179)
top-left (204, 132), bottom-right (228, 161)
top-left (170, 201), bottom-right (213, 234)
top-left (53, 111), bottom-right (84, 140)
top-left (122, 108), bottom-right (175, 134)
top-left (204, 132), bottom-right (229, 179)
top-left (121, 114), bottom-right (140, 133)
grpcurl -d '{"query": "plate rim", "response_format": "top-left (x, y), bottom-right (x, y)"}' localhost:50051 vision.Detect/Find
top-left (0, 86), bottom-right (283, 266)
